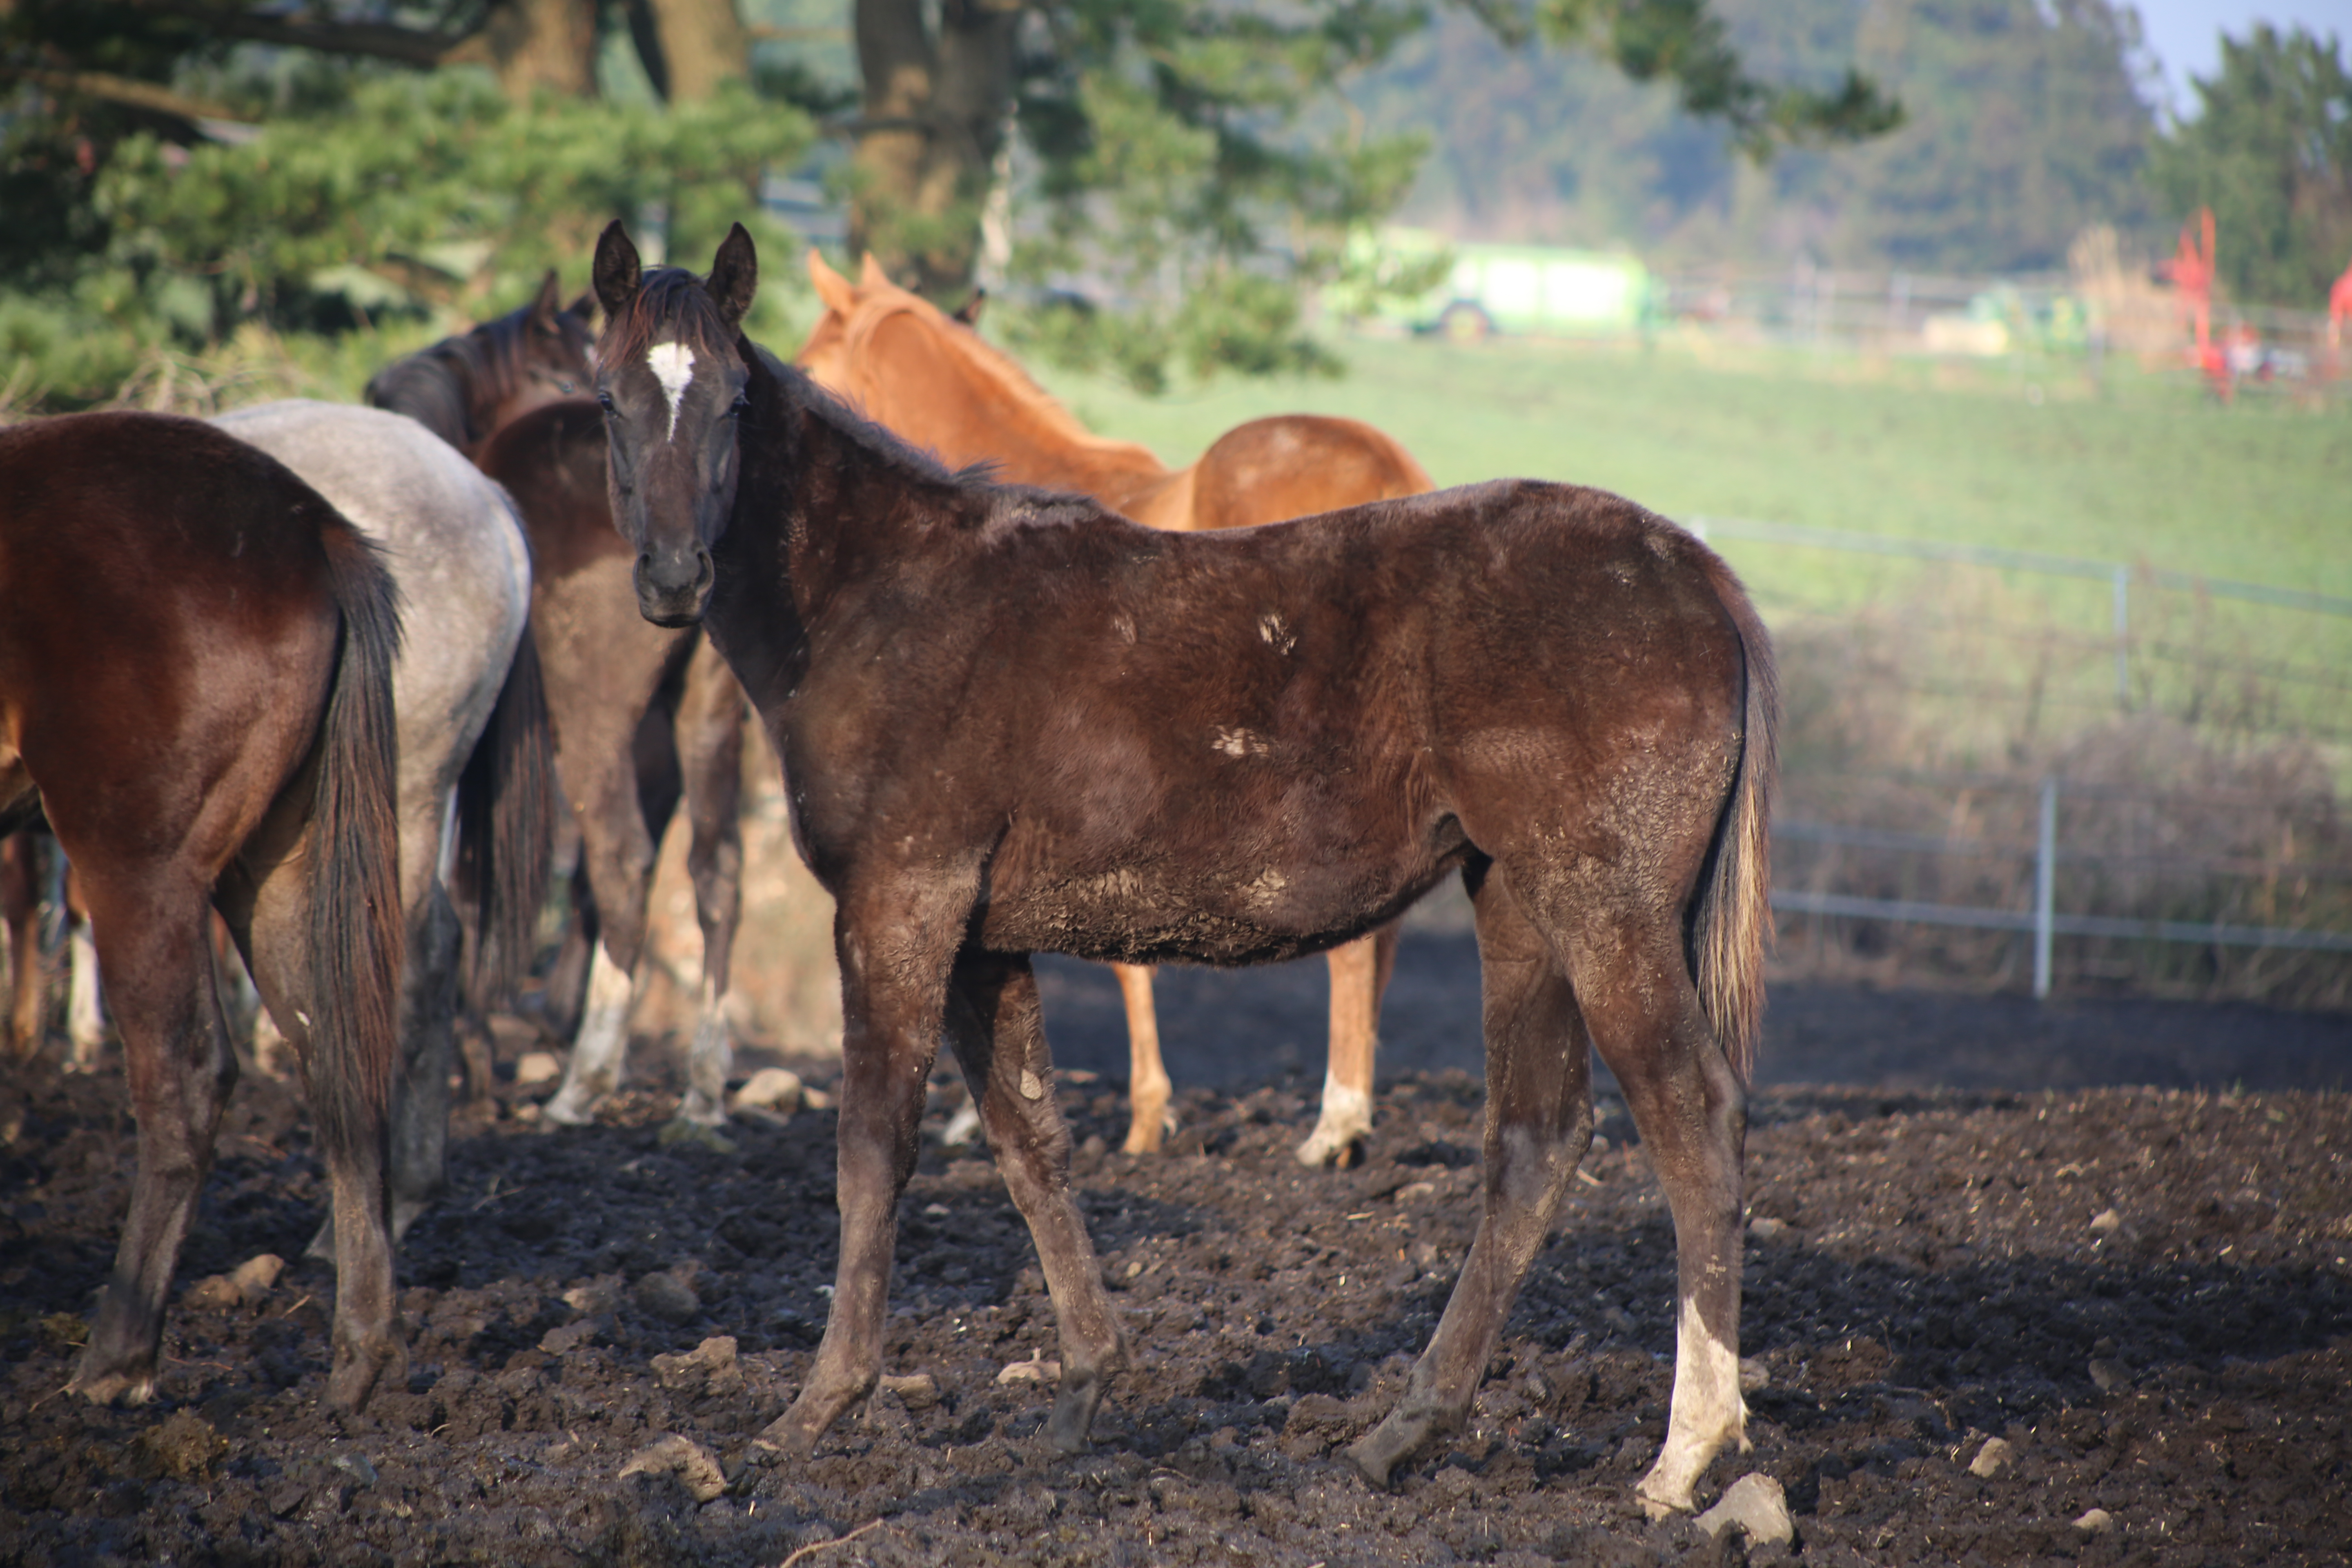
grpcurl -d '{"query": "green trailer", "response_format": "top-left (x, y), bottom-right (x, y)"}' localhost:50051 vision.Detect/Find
top-left (1348, 227), bottom-right (1657, 340)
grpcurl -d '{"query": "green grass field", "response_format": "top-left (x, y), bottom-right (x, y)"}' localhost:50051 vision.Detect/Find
top-left (1027, 331), bottom-right (2348, 600)
top-left (1025, 331), bottom-right (2352, 745)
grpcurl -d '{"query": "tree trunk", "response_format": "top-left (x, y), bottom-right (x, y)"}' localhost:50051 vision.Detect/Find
top-left (849, 0), bottom-right (1020, 301)
top-left (636, 0), bottom-right (750, 103)
top-left (480, 0), bottom-right (601, 101)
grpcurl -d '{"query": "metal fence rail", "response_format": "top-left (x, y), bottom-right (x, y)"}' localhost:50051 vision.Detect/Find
top-left (1773, 777), bottom-right (2352, 998)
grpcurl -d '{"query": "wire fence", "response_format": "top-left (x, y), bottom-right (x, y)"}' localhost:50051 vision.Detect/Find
top-left (1694, 519), bottom-right (2352, 1007)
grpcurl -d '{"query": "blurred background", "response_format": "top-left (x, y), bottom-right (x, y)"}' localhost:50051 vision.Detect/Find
top-left (4, 0), bottom-right (2346, 1069)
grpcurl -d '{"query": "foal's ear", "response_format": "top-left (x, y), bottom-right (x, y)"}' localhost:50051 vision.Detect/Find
top-left (529, 270), bottom-right (563, 329)
top-left (593, 221), bottom-right (642, 321)
top-left (566, 291), bottom-right (597, 327)
top-left (708, 223), bottom-right (759, 335)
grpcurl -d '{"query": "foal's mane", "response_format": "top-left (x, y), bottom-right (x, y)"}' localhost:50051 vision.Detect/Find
top-left (364, 299), bottom-right (588, 448)
top-left (838, 283), bottom-right (1161, 469)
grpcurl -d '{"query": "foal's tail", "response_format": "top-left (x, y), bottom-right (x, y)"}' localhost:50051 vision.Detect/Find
top-left (1692, 562), bottom-right (1778, 1084)
top-left (307, 527), bottom-right (406, 1163)
top-left (452, 623), bottom-right (556, 1015)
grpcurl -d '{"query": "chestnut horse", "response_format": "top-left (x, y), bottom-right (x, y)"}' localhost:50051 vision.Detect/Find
top-left (0, 412), bottom-right (405, 1411)
top-left (591, 225), bottom-right (1776, 1518)
top-left (798, 252), bottom-right (1435, 1165)
top-left (372, 289), bottom-right (749, 1128)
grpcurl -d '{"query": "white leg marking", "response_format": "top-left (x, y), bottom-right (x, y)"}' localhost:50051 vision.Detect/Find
top-left (647, 341), bottom-right (697, 442)
top-left (1295, 1074), bottom-right (1373, 1166)
top-left (678, 978), bottom-right (735, 1126)
top-left (545, 946), bottom-right (634, 1125)
top-left (1638, 1288), bottom-right (1749, 1517)
top-left (65, 925), bottom-right (105, 1071)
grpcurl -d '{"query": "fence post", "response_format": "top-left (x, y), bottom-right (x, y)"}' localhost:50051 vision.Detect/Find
top-left (2111, 565), bottom-right (2130, 707)
top-left (2034, 776), bottom-right (2059, 999)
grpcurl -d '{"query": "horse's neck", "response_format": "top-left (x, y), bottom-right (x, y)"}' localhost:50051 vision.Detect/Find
top-left (861, 318), bottom-right (1168, 507)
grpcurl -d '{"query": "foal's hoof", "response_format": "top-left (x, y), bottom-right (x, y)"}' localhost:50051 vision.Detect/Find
top-left (327, 1337), bottom-right (403, 1414)
top-left (750, 1414), bottom-right (819, 1463)
top-left (1343, 1418), bottom-right (1421, 1490)
top-left (68, 1361), bottom-right (158, 1408)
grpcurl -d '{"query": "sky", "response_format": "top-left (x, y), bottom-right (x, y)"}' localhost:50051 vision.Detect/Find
top-left (2129, 0), bottom-right (2352, 113)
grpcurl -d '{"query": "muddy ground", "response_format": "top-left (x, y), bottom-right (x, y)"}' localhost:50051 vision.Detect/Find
top-left (3, 931), bottom-right (2349, 1567)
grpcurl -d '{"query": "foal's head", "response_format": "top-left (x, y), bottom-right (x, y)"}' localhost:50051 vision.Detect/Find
top-left (591, 221), bottom-right (758, 627)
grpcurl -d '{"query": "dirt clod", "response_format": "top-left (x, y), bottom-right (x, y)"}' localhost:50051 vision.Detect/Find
top-left (619, 1434), bottom-right (727, 1502)
top-left (652, 1334), bottom-right (743, 1396)
top-left (137, 1411), bottom-right (226, 1482)
top-left (1697, 1473), bottom-right (1793, 1546)
top-left (1968, 1435), bottom-right (2015, 1477)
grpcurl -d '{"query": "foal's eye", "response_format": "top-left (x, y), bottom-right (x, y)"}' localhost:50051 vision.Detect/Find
top-left (728, 392), bottom-right (750, 418)
top-left (557, 380), bottom-right (576, 395)
top-left (596, 390), bottom-right (615, 412)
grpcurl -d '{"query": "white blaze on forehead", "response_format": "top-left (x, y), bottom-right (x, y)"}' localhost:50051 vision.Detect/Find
top-left (647, 340), bottom-right (697, 441)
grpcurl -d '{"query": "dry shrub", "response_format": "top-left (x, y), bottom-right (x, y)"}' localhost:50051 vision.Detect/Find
top-left (2069, 225), bottom-right (2180, 361)
top-left (1771, 588), bottom-right (2350, 1009)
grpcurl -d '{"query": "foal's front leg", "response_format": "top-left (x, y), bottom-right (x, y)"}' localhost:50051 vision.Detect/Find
top-left (947, 952), bottom-right (1127, 1450)
top-left (756, 888), bottom-right (958, 1457)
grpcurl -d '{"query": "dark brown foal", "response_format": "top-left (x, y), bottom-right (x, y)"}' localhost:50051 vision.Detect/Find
top-left (589, 224), bottom-right (1775, 1517)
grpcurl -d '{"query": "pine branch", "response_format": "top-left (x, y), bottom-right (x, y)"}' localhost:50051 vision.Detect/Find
top-left (111, 1), bottom-right (489, 69)
top-left (0, 64), bottom-right (250, 127)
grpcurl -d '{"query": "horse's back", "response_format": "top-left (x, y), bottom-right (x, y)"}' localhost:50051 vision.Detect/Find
top-left (1187, 414), bottom-right (1434, 532)
top-left (214, 401), bottom-right (532, 795)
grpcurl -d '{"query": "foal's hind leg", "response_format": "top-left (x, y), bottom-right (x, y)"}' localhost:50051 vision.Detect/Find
top-left (1578, 918), bottom-right (1748, 1517)
top-left (1296, 922), bottom-right (1400, 1168)
top-left (68, 872), bottom-right (234, 1404)
top-left (1348, 867), bottom-right (1592, 1486)
top-left (673, 640), bottom-right (744, 1126)
top-left (944, 952), bottom-right (1127, 1450)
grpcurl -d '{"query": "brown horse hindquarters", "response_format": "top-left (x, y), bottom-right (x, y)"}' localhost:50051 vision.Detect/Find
top-left (0, 414), bottom-right (405, 1412)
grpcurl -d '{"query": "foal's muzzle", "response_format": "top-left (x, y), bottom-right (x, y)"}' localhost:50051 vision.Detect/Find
top-left (634, 547), bottom-right (714, 628)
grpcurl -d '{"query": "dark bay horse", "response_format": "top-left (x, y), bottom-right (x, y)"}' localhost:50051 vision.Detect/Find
top-left (0, 412), bottom-right (406, 1411)
top-left (475, 400), bottom-right (746, 1123)
top-left (590, 224), bottom-right (1777, 1517)
top-left (362, 270), bottom-right (597, 459)
top-left (800, 252), bottom-right (1433, 1164)
top-left (372, 289), bottom-right (748, 1127)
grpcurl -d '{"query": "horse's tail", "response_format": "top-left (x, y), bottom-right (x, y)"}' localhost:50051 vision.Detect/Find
top-left (307, 525), bottom-right (406, 1165)
top-left (452, 624), bottom-right (557, 1015)
top-left (1691, 559), bottom-right (1778, 1084)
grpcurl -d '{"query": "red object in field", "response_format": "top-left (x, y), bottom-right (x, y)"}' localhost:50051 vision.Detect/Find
top-left (2330, 256), bottom-right (2352, 349)
top-left (2160, 210), bottom-right (2226, 396)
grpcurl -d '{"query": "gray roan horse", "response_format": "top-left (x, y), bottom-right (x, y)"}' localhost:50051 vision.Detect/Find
top-left (212, 402), bottom-right (554, 1239)
top-left (590, 223), bottom-right (1777, 1518)
top-left (369, 293), bottom-right (748, 1129)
